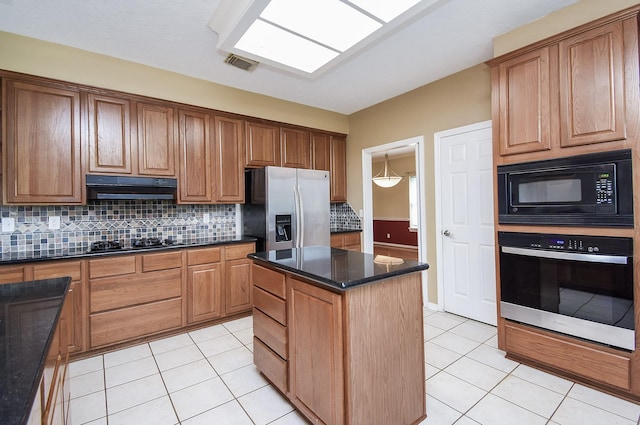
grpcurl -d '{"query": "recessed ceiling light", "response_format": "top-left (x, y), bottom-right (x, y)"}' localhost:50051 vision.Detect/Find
top-left (349, 0), bottom-right (423, 22)
top-left (208, 0), bottom-right (443, 76)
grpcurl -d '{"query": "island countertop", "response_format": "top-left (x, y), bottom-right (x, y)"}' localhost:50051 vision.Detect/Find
top-left (248, 246), bottom-right (428, 291)
top-left (0, 277), bottom-right (71, 425)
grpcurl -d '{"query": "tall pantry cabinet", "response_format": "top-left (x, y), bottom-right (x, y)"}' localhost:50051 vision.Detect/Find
top-left (488, 6), bottom-right (640, 401)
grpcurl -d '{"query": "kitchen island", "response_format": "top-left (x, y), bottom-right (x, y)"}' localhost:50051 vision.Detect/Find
top-left (0, 277), bottom-right (71, 425)
top-left (249, 246), bottom-right (429, 425)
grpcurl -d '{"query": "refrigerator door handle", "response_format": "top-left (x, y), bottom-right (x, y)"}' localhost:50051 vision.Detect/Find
top-left (294, 183), bottom-right (304, 247)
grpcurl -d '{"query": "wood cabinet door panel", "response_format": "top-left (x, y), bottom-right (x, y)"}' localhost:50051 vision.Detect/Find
top-left (187, 263), bottom-right (223, 323)
top-left (4, 79), bottom-right (82, 203)
top-left (90, 268), bottom-right (182, 313)
top-left (87, 93), bottom-right (132, 174)
top-left (225, 259), bottom-right (252, 315)
top-left (136, 102), bottom-right (176, 176)
top-left (559, 20), bottom-right (626, 147)
top-left (214, 116), bottom-right (245, 202)
top-left (33, 260), bottom-right (82, 281)
top-left (311, 132), bottom-right (331, 171)
top-left (90, 298), bottom-right (182, 347)
top-left (280, 127), bottom-right (310, 169)
top-left (497, 47), bottom-right (553, 155)
top-left (289, 278), bottom-right (344, 425)
top-left (330, 136), bottom-right (347, 203)
top-left (245, 121), bottom-right (279, 167)
top-left (178, 108), bottom-right (213, 203)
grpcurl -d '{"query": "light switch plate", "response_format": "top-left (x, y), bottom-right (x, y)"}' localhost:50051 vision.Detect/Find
top-left (49, 216), bottom-right (61, 230)
top-left (2, 217), bottom-right (14, 233)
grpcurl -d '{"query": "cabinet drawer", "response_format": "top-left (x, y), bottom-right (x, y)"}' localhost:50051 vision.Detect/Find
top-left (253, 264), bottom-right (285, 299)
top-left (254, 337), bottom-right (288, 394)
top-left (253, 287), bottom-right (286, 325)
top-left (90, 268), bottom-right (181, 313)
top-left (188, 247), bottom-right (221, 266)
top-left (253, 308), bottom-right (287, 359)
top-left (90, 298), bottom-right (182, 347)
top-left (342, 232), bottom-right (360, 246)
top-left (505, 322), bottom-right (630, 390)
top-left (142, 251), bottom-right (182, 272)
top-left (33, 260), bottom-right (82, 281)
top-left (0, 266), bottom-right (29, 284)
top-left (225, 243), bottom-right (254, 260)
top-left (330, 233), bottom-right (342, 248)
top-left (89, 256), bottom-right (136, 279)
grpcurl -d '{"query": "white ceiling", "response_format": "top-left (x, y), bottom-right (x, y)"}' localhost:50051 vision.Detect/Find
top-left (0, 0), bottom-right (579, 115)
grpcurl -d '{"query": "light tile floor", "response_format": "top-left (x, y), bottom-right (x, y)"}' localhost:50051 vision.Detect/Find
top-left (69, 308), bottom-right (640, 425)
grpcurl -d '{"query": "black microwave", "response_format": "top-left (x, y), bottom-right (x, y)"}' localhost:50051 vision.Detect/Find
top-left (497, 149), bottom-right (633, 227)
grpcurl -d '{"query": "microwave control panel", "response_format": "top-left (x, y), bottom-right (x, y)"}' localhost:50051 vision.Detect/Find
top-left (595, 173), bottom-right (614, 205)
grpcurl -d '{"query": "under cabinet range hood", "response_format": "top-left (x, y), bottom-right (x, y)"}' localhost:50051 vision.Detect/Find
top-left (86, 174), bottom-right (178, 201)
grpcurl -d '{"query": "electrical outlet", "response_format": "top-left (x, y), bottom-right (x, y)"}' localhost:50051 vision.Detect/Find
top-left (203, 213), bottom-right (210, 223)
top-left (386, 233), bottom-right (391, 238)
top-left (49, 216), bottom-right (61, 230)
top-left (2, 217), bottom-right (14, 233)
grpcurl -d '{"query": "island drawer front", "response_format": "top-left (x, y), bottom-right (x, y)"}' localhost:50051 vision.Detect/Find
top-left (33, 260), bottom-right (82, 281)
top-left (505, 322), bottom-right (631, 390)
top-left (253, 264), bottom-right (286, 299)
top-left (225, 243), bottom-right (255, 260)
top-left (89, 256), bottom-right (137, 279)
top-left (187, 247), bottom-right (221, 266)
top-left (90, 298), bottom-right (182, 348)
top-left (254, 337), bottom-right (288, 393)
top-left (253, 287), bottom-right (286, 325)
top-left (253, 308), bottom-right (287, 359)
top-left (90, 268), bottom-right (182, 313)
top-left (142, 251), bottom-right (182, 272)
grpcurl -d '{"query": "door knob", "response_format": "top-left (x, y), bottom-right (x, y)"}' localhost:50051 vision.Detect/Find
top-left (443, 230), bottom-right (451, 237)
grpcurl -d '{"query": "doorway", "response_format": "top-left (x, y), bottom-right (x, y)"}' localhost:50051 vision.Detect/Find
top-left (362, 136), bottom-right (427, 298)
top-left (434, 121), bottom-right (496, 325)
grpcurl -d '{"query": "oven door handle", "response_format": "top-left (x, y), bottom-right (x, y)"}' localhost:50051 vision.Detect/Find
top-left (501, 246), bottom-right (629, 265)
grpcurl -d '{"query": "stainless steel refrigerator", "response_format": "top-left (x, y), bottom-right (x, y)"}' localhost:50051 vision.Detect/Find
top-left (243, 166), bottom-right (330, 251)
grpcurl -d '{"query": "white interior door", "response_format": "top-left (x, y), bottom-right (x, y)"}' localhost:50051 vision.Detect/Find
top-left (436, 122), bottom-right (496, 325)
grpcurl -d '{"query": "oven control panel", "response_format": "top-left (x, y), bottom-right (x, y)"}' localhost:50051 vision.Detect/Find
top-left (498, 231), bottom-right (633, 256)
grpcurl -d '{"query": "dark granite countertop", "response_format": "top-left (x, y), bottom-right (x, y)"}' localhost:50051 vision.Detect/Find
top-left (0, 236), bottom-right (257, 265)
top-left (249, 246), bottom-right (428, 292)
top-left (0, 277), bottom-right (71, 425)
top-left (330, 229), bottom-right (362, 234)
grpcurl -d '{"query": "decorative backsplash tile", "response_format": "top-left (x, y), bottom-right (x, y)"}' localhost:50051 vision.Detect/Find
top-left (0, 201), bottom-right (361, 257)
top-left (330, 203), bottom-right (362, 232)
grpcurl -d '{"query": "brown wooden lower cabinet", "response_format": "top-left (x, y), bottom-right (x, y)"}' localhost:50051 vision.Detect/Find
top-left (187, 247), bottom-right (224, 323)
top-left (330, 231), bottom-right (361, 251)
top-left (252, 263), bottom-right (425, 425)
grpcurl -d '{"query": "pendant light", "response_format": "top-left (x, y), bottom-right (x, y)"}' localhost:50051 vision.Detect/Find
top-left (372, 153), bottom-right (402, 188)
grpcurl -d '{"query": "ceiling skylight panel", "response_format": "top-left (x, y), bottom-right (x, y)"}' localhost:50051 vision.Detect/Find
top-left (235, 19), bottom-right (339, 73)
top-left (260, 0), bottom-right (382, 52)
top-left (348, 0), bottom-right (422, 22)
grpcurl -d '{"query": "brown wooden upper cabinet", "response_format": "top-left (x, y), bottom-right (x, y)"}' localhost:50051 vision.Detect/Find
top-left (245, 120), bottom-right (280, 167)
top-left (214, 116), bottom-right (245, 203)
top-left (178, 107), bottom-right (213, 203)
top-left (136, 101), bottom-right (177, 176)
top-left (311, 132), bottom-right (331, 171)
top-left (87, 92), bottom-right (132, 174)
top-left (330, 136), bottom-right (348, 203)
top-left (3, 78), bottom-right (83, 204)
top-left (280, 127), bottom-right (311, 169)
top-left (490, 16), bottom-right (635, 160)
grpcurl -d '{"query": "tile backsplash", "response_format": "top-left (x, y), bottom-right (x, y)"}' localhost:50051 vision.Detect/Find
top-left (0, 202), bottom-right (361, 256)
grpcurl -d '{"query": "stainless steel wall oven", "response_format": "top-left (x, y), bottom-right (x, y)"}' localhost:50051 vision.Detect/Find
top-left (498, 231), bottom-right (634, 351)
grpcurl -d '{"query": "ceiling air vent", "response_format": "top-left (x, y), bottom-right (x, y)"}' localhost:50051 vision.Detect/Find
top-left (224, 53), bottom-right (259, 72)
